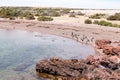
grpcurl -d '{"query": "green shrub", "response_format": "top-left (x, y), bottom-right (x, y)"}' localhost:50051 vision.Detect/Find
top-left (84, 19), bottom-right (92, 24)
top-left (0, 8), bottom-right (16, 18)
top-left (89, 13), bottom-right (106, 19)
top-left (69, 14), bottom-right (76, 17)
top-left (98, 20), bottom-right (112, 26)
top-left (107, 16), bottom-right (114, 20)
top-left (89, 15), bottom-right (101, 19)
top-left (37, 16), bottom-right (53, 21)
top-left (93, 20), bottom-right (120, 28)
top-left (107, 13), bottom-right (120, 20)
top-left (111, 24), bottom-right (119, 27)
top-left (40, 10), bottom-right (60, 17)
top-left (60, 9), bottom-right (70, 14)
top-left (25, 14), bottom-right (35, 20)
top-left (0, 7), bottom-right (71, 19)
top-left (50, 11), bottom-right (60, 17)
top-left (35, 14), bottom-right (40, 16)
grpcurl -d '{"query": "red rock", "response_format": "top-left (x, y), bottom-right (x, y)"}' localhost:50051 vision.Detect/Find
top-left (102, 45), bottom-right (120, 55)
top-left (109, 56), bottom-right (120, 63)
top-left (50, 57), bottom-right (59, 62)
top-left (86, 55), bottom-right (94, 65)
top-left (103, 45), bottom-right (113, 55)
top-left (112, 46), bottom-right (120, 55)
top-left (36, 57), bottom-right (120, 80)
top-left (118, 43), bottom-right (120, 46)
top-left (95, 39), bottom-right (111, 49)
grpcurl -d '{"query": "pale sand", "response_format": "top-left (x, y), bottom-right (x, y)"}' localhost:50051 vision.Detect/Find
top-left (52, 15), bottom-right (120, 25)
top-left (0, 18), bottom-right (120, 46)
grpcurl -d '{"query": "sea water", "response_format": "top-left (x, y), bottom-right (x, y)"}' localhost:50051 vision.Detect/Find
top-left (0, 29), bottom-right (95, 80)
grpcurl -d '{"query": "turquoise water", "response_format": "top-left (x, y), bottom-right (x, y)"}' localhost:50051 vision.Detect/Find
top-left (0, 29), bottom-right (95, 80)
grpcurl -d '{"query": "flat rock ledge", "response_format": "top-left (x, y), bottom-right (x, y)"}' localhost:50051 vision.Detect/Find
top-left (36, 39), bottom-right (120, 80)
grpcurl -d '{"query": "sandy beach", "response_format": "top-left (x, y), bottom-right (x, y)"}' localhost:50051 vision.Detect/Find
top-left (0, 18), bottom-right (120, 46)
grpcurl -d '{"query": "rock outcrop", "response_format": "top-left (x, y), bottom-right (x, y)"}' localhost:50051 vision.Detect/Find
top-left (95, 39), bottom-right (120, 56)
top-left (95, 39), bottom-right (111, 49)
top-left (36, 56), bottom-right (120, 80)
top-left (103, 45), bottom-right (120, 55)
top-left (36, 39), bottom-right (120, 80)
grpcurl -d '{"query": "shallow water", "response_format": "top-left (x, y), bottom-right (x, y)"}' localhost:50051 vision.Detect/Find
top-left (0, 29), bottom-right (95, 80)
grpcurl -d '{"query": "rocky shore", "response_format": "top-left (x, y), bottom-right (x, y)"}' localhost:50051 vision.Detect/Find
top-left (36, 39), bottom-right (120, 80)
top-left (0, 19), bottom-right (120, 79)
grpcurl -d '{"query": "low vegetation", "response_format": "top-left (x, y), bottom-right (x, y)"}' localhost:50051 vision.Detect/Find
top-left (34, 8), bottom-right (70, 17)
top-left (89, 13), bottom-right (106, 19)
top-left (0, 8), bottom-right (20, 18)
top-left (93, 20), bottom-right (120, 28)
top-left (0, 7), bottom-right (71, 21)
top-left (76, 11), bottom-right (85, 16)
top-left (69, 11), bottom-right (85, 17)
top-left (107, 13), bottom-right (120, 20)
top-left (37, 16), bottom-right (53, 21)
top-left (24, 12), bottom-right (35, 20)
top-left (40, 10), bottom-right (60, 17)
top-left (84, 19), bottom-right (92, 24)
top-left (84, 19), bottom-right (120, 28)
top-left (69, 13), bottom-right (76, 17)
top-left (60, 9), bottom-right (70, 14)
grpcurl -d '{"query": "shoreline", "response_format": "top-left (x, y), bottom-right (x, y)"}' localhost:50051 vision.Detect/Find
top-left (0, 19), bottom-right (120, 45)
top-left (1, 19), bottom-right (120, 80)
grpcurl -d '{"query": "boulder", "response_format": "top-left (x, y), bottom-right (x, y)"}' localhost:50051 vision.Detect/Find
top-left (103, 45), bottom-right (120, 55)
top-left (112, 46), bottom-right (120, 55)
top-left (95, 39), bottom-right (111, 49)
top-left (103, 45), bottom-right (113, 55)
